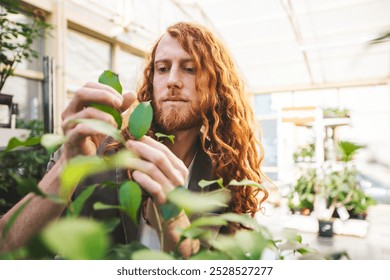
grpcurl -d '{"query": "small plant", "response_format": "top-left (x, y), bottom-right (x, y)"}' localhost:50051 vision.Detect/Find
top-left (337, 141), bottom-right (365, 162)
top-left (0, 119), bottom-right (50, 214)
top-left (293, 143), bottom-right (315, 163)
top-left (345, 186), bottom-right (376, 219)
top-left (287, 168), bottom-right (316, 215)
top-left (0, 0), bottom-right (51, 91)
top-left (322, 107), bottom-right (350, 118)
top-left (317, 141), bottom-right (375, 221)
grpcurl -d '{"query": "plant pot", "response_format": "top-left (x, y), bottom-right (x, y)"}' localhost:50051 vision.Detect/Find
top-left (349, 212), bottom-right (367, 220)
top-left (318, 219), bottom-right (334, 238)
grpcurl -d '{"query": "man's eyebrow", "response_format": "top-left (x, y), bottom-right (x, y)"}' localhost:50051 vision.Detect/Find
top-left (154, 59), bottom-right (169, 64)
top-left (154, 58), bottom-right (194, 64)
top-left (180, 58), bottom-right (195, 63)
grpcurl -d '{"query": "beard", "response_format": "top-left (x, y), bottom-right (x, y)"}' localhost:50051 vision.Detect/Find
top-left (152, 98), bottom-right (202, 133)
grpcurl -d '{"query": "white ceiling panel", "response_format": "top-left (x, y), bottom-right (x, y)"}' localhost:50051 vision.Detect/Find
top-left (81, 0), bottom-right (390, 92)
top-left (195, 0), bottom-right (390, 92)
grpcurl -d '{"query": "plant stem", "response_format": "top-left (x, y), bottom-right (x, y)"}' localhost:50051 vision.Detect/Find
top-left (151, 201), bottom-right (164, 251)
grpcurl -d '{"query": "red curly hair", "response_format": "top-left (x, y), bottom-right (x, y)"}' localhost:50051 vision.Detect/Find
top-left (136, 22), bottom-right (268, 219)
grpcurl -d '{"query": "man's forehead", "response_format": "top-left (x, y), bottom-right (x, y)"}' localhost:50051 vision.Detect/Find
top-left (155, 34), bottom-right (193, 61)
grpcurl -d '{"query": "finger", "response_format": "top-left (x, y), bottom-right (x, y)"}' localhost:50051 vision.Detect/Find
top-left (126, 140), bottom-right (185, 187)
top-left (122, 157), bottom-right (175, 193)
top-left (120, 91), bottom-right (137, 112)
top-left (84, 82), bottom-right (123, 100)
top-left (62, 107), bottom-right (117, 134)
top-left (138, 136), bottom-right (189, 181)
top-left (63, 84), bottom-right (123, 118)
top-left (66, 123), bottom-right (102, 142)
top-left (132, 170), bottom-right (166, 205)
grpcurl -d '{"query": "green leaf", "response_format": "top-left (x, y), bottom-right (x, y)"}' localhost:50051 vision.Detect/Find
top-left (72, 118), bottom-right (124, 143)
top-left (190, 215), bottom-right (229, 228)
top-left (4, 136), bottom-right (41, 151)
top-left (61, 150), bottom-right (137, 198)
top-left (210, 230), bottom-right (269, 260)
top-left (277, 240), bottom-right (307, 251)
top-left (90, 103), bottom-right (122, 129)
top-left (155, 132), bottom-right (175, 144)
top-left (229, 179), bottom-right (265, 190)
top-left (338, 141), bottom-right (365, 162)
top-left (106, 241), bottom-right (147, 260)
top-left (11, 176), bottom-right (63, 204)
top-left (98, 70), bottom-right (122, 94)
top-left (219, 212), bottom-right (265, 232)
top-left (167, 188), bottom-right (230, 215)
top-left (118, 181), bottom-right (142, 227)
top-left (102, 218), bottom-right (121, 235)
top-left (210, 233), bottom-right (248, 260)
top-left (10, 174), bottom-right (43, 197)
top-left (160, 201), bottom-right (182, 221)
top-left (42, 218), bottom-right (109, 260)
top-left (198, 178), bottom-right (224, 189)
top-left (235, 230), bottom-right (269, 260)
top-left (60, 155), bottom-right (107, 199)
top-left (129, 101), bottom-right (153, 140)
top-left (67, 184), bottom-right (97, 217)
top-left (93, 202), bottom-right (120, 211)
top-left (131, 249), bottom-right (175, 260)
top-left (179, 227), bottom-right (211, 240)
top-left (41, 134), bottom-right (66, 154)
top-left (190, 250), bottom-right (231, 260)
top-left (297, 247), bottom-right (317, 255)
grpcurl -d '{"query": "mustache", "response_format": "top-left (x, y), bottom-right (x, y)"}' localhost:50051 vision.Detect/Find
top-left (163, 97), bottom-right (188, 102)
top-left (162, 89), bottom-right (188, 102)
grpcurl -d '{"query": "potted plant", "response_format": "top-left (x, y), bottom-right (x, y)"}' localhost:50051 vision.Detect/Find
top-left (0, 0), bottom-right (50, 126)
top-left (344, 187), bottom-right (376, 220)
top-left (287, 168), bottom-right (316, 215)
top-left (292, 143), bottom-right (315, 163)
top-left (315, 141), bottom-right (376, 238)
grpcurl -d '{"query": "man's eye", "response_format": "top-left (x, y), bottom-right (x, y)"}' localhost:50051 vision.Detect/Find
top-left (157, 67), bottom-right (168, 73)
top-left (185, 67), bottom-right (196, 73)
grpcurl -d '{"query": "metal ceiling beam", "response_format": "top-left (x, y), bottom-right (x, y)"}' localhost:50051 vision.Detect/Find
top-left (212, 0), bottom-right (385, 28)
top-left (228, 22), bottom-right (390, 49)
top-left (252, 77), bottom-right (390, 95)
top-left (171, 0), bottom-right (220, 34)
top-left (170, 0), bottom-right (198, 21)
top-left (280, 0), bottom-right (314, 84)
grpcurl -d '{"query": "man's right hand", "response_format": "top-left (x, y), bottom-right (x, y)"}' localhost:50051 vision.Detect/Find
top-left (61, 82), bottom-right (136, 160)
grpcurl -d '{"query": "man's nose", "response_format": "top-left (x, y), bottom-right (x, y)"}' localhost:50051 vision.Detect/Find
top-left (167, 67), bottom-right (183, 89)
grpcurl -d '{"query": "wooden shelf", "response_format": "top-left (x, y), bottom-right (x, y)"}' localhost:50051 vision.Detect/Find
top-left (296, 117), bottom-right (350, 128)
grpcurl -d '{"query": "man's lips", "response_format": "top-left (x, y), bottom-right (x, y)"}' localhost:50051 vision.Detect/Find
top-left (163, 98), bottom-right (188, 102)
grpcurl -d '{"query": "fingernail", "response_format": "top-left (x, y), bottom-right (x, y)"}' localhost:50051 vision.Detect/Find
top-left (114, 97), bottom-right (122, 107)
top-left (126, 140), bottom-right (134, 147)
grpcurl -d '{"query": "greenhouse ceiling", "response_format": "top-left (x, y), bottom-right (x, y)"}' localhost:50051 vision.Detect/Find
top-left (68, 0), bottom-right (390, 94)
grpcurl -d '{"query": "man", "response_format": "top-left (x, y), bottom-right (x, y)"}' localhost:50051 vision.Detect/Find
top-left (0, 22), bottom-right (268, 257)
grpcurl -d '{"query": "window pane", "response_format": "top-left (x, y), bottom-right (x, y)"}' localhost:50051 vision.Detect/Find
top-left (2, 76), bottom-right (42, 121)
top-left (117, 49), bottom-right (145, 92)
top-left (254, 94), bottom-right (275, 115)
top-left (259, 119), bottom-right (278, 167)
top-left (66, 29), bottom-right (111, 92)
